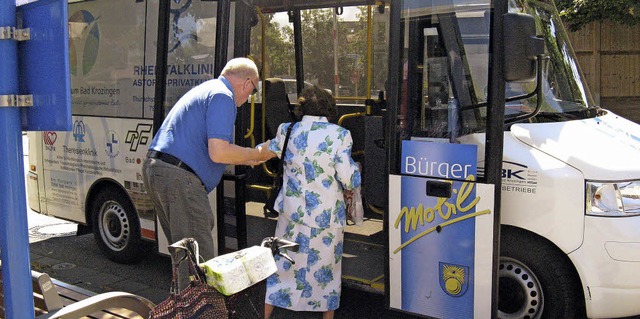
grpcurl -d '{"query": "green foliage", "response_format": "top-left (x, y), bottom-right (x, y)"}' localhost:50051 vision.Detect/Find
top-left (556, 0), bottom-right (640, 31)
top-left (250, 14), bottom-right (294, 78)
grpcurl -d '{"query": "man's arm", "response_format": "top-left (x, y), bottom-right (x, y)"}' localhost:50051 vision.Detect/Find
top-left (208, 138), bottom-right (275, 165)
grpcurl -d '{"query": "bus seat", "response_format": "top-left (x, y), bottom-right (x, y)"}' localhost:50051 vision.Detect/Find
top-left (264, 78), bottom-right (295, 141)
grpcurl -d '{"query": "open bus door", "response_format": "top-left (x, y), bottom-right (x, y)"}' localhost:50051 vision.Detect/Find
top-left (385, 2), bottom-right (499, 317)
top-left (385, 0), bottom-right (542, 317)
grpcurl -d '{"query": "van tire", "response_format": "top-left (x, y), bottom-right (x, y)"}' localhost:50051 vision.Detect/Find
top-left (499, 229), bottom-right (585, 319)
top-left (91, 187), bottom-right (148, 264)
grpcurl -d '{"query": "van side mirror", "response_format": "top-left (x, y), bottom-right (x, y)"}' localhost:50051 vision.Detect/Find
top-left (503, 13), bottom-right (545, 82)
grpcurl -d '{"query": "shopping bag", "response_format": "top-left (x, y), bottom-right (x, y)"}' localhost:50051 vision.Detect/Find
top-left (149, 238), bottom-right (228, 319)
top-left (344, 187), bottom-right (364, 226)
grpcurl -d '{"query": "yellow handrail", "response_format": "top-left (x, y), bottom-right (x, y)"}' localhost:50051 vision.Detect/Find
top-left (244, 94), bottom-right (257, 139)
top-left (337, 111), bottom-right (367, 127)
top-left (254, 9), bottom-right (276, 177)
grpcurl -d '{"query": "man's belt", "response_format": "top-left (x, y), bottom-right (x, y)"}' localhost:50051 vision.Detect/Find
top-left (147, 150), bottom-right (195, 175)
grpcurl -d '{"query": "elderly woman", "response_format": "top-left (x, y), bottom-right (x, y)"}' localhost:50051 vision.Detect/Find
top-left (261, 85), bottom-right (361, 319)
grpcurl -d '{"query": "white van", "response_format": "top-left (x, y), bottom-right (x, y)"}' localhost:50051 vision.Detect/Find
top-left (383, 1), bottom-right (640, 318)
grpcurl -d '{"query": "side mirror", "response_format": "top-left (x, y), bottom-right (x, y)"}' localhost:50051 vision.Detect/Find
top-left (503, 13), bottom-right (545, 82)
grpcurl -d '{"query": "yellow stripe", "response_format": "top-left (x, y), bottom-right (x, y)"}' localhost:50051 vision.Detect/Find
top-left (392, 209), bottom-right (491, 254)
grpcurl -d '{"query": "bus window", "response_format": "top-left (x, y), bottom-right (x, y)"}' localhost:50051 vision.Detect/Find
top-left (68, 0), bottom-right (148, 118)
top-left (68, 0), bottom-right (218, 119)
top-left (250, 6), bottom-right (389, 104)
top-left (161, 1), bottom-right (219, 116)
top-left (401, 4), bottom-right (490, 140)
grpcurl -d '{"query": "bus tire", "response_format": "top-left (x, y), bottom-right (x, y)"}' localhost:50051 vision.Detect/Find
top-left (91, 187), bottom-right (148, 264)
top-left (498, 228), bottom-right (585, 319)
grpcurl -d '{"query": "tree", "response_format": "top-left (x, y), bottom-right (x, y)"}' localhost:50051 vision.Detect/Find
top-left (250, 14), bottom-right (294, 78)
top-left (557, 0), bottom-right (640, 31)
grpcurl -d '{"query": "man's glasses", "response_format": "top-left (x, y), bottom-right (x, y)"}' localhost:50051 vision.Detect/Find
top-left (249, 79), bottom-right (258, 95)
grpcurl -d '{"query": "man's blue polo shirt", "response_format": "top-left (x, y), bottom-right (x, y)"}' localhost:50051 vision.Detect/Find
top-left (149, 76), bottom-right (236, 193)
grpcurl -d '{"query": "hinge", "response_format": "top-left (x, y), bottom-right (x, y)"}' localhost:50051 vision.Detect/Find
top-left (0, 95), bottom-right (34, 107)
top-left (0, 26), bottom-right (30, 41)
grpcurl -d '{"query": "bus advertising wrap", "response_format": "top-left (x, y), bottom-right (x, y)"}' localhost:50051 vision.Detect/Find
top-left (389, 140), bottom-right (494, 318)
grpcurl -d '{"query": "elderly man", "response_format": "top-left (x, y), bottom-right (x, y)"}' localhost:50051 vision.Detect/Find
top-left (142, 57), bottom-right (275, 261)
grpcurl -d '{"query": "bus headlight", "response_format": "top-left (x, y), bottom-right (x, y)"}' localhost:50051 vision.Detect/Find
top-left (586, 181), bottom-right (640, 217)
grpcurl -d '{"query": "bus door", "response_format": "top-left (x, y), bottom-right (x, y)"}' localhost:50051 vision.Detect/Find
top-left (153, 0), bottom-right (229, 255)
top-left (240, 0), bottom-right (391, 291)
top-left (386, 1), bottom-right (497, 317)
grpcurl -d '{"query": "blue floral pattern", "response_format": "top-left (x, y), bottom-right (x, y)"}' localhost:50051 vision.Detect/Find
top-left (324, 290), bottom-right (341, 310)
top-left (264, 116), bottom-right (359, 312)
top-left (265, 116), bottom-right (360, 229)
top-left (314, 265), bottom-right (334, 289)
top-left (268, 288), bottom-right (293, 308)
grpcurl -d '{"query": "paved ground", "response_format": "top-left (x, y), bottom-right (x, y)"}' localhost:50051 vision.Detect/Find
top-left (28, 231), bottom-right (417, 319)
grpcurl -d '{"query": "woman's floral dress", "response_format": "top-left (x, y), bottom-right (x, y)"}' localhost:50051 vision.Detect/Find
top-left (264, 115), bottom-right (361, 312)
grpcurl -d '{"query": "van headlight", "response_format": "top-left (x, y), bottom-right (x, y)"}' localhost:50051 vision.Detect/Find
top-left (586, 181), bottom-right (640, 217)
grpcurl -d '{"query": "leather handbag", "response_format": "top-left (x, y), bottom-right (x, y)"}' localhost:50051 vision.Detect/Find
top-left (149, 238), bottom-right (228, 319)
top-left (263, 122), bottom-right (295, 218)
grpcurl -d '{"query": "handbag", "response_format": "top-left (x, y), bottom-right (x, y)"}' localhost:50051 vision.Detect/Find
top-left (344, 186), bottom-right (364, 226)
top-left (263, 122), bottom-right (295, 218)
top-left (149, 238), bottom-right (228, 319)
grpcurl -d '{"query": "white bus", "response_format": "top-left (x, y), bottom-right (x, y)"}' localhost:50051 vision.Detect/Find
top-left (26, 0), bottom-right (640, 318)
top-left (27, 0), bottom-right (226, 262)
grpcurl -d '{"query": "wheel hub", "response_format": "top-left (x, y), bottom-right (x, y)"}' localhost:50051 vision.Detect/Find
top-left (498, 257), bottom-right (543, 319)
top-left (99, 201), bottom-right (130, 251)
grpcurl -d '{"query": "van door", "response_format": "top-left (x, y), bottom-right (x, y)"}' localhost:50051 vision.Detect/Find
top-left (386, 2), bottom-right (496, 317)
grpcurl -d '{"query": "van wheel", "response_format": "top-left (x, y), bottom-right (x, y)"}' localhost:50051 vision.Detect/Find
top-left (91, 187), bottom-right (148, 264)
top-left (498, 229), bottom-right (585, 319)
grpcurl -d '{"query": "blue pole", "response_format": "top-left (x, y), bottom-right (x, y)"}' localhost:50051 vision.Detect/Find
top-left (0, 0), bottom-right (36, 318)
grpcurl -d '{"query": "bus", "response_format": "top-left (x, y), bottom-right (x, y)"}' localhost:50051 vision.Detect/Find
top-left (26, 0), bottom-right (640, 318)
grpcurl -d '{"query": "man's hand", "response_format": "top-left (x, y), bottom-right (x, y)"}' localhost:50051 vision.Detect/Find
top-left (256, 144), bottom-right (276, 162)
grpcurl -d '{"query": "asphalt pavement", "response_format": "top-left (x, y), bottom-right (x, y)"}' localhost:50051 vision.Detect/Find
top-left (26, 203), bottom-right (416, 319)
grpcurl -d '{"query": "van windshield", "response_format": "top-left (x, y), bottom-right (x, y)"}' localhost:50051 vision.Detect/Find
top-left (505, 0), bottom-right (599, 122)
top-left (399, 0), bottom-right (600, 139)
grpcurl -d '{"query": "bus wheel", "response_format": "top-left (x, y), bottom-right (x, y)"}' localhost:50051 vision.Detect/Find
top-left (92, 187), bottom-right (147, 264)
top-left (498, 229), bottom-right (585, 319)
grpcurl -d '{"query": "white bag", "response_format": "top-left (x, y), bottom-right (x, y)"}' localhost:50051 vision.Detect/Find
top-left (344, 187), bottom-right (364, 226)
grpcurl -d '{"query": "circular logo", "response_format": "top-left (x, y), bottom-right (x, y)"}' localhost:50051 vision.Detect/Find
top-left (69, 10), bottom-right (100, 76)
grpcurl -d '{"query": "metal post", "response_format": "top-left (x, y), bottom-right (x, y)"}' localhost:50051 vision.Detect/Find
top-left (152, 0), bottom-right (170, 137)
top-left (0, 0), bottom-right (36, 317)
top-left (487, 0), bottom-right (508, 317)
top-left (292, 10), bottom-right (304, 95)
